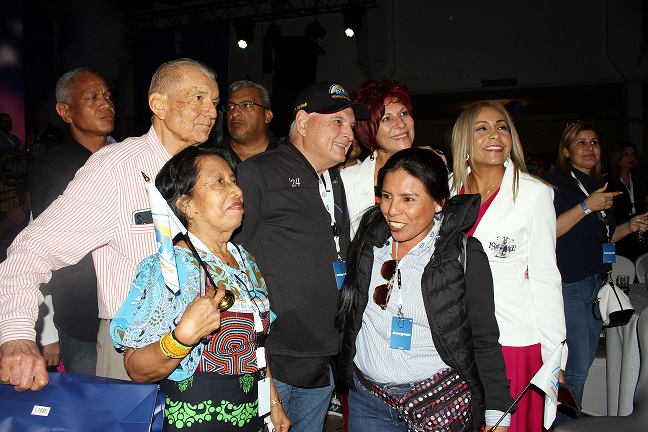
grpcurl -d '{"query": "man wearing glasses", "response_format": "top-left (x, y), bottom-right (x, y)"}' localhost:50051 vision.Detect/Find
top-left (221, 80), bottom-right (280, 163)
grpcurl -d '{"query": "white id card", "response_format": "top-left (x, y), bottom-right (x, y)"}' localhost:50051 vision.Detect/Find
top-left (264, 415), bottom-right (276, 432)
top-left (258, 377), bottom-right (271, 416)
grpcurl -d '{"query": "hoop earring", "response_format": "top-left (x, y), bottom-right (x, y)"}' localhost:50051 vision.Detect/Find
top-left (465, 153), bottom-right (470, 162)
top-left (503, 154), bottom-right (512, 168)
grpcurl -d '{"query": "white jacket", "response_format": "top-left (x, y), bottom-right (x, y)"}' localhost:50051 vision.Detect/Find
top-left (340, 153), bottom-right (377, 238)
top-left (453, 164), bottom-right (566, 363)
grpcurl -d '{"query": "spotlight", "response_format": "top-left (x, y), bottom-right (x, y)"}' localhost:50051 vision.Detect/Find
top-left (305, 20), bottom-right (327, 41)
top-left (305, 20), bottom-right (327, 56)
top-left (266, 22), bottom-right (281, 41)
top-left (343, 8), bottom-right (363, 38)
top-left (235, 20), bottom-right (255, 49)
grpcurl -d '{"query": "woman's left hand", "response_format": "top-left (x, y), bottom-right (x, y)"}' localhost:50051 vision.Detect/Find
top-left (270, 404), bottom-right (291, 432)
top-left (630, 212), bottom-right (648, 233)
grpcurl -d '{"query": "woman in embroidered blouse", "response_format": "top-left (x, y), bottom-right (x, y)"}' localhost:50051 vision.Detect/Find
top-left (111, 146), bottom-right (290, 432)
top-left (338, 148), bottom-right (512, 432)
top-left (451, 101), bottom-right (566, 432)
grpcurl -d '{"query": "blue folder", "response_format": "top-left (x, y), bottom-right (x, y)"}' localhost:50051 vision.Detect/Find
top-left (0, 372), bottom-right (164, 432)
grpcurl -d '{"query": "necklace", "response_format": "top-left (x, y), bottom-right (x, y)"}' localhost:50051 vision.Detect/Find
top-left (467, 173), bottom-right (502, 198)
top-left (214, 250), bottom-right (238, 268)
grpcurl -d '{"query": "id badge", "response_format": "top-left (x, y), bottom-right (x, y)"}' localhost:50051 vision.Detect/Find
top-left (333, 260), bottom-right (347, 290)
top-left (258, 376), bottom-right (271, 417)
top-left (390, 316), bottom-right (413, 350)
top-left (602, 243), bottom-right (616, 263)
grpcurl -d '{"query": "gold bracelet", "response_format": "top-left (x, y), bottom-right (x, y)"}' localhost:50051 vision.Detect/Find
top-left (159, 332), bottom-right (192, 359)
top-left (270, 396), bottom-right (282, 406)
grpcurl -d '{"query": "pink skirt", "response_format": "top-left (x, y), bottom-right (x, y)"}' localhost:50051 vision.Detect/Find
top-left (502, 344), bottom-right (545, 432)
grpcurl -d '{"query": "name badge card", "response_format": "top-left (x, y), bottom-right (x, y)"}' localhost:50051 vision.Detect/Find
top-left (390, 316), bottom-right (413, 350)
top-left (602, 243), bottom-right (616, 263)
top-left (258, 377), bottom-right (271, 416)
top-left (333, 260), bottom-right (347, 290)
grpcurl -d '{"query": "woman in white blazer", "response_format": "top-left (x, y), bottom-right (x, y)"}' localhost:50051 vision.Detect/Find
top-left (451, 101), bottom-right (566, 432)
top-left (340, 79), bottom-right (415, 237)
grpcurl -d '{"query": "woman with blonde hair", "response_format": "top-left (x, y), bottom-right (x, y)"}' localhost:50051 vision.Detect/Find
top-left (451, 101), bottom-right (566, 432)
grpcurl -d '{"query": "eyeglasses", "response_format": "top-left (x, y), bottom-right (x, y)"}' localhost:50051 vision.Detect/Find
top-left (373, 259), bottom-right (399, 309)
top-left (224, 100), bottom-right (269, 112)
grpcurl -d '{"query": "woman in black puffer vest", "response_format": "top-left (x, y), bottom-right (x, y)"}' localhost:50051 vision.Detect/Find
top-left (337, 148), bottom-right (513, 432)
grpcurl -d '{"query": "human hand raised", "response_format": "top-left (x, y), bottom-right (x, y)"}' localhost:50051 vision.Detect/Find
top-left (0, 339), bottom-right (49, 391)
top-left (172, 285), bottom-right (227, 346)
top-left (584, 183), bottom-right (621, 212)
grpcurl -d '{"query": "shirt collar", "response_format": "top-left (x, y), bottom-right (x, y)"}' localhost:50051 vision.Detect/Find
top-left (387, 214), bottom-right (443, 256)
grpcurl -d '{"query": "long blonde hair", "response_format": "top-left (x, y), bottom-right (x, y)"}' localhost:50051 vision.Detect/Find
top-left (451, 101), bottom-right (528, 200)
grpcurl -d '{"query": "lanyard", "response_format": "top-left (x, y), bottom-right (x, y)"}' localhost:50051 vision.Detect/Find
top-left (621, 177), bottom-right (636, 215)
top-left (390, 218), bottom-right (442, 317)
top-left (188, 232), bottom-right (264, 334)
top-left (393, 241), bottom-right (404, 317)
top-left (319, 170), bottom-right (343, 260)
top-left (571, 171), bottom-right (611, 242)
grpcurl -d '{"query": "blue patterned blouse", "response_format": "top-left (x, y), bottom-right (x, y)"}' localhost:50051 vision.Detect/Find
top-left (110, 244), bottom-right (275, 381)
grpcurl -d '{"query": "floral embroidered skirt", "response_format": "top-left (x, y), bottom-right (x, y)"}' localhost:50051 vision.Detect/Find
top-left (160, 371), bottom-right (263, 432)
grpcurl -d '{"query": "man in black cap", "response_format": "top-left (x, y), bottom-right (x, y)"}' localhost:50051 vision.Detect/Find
top-left (235, 82), bottom-right (369, 432)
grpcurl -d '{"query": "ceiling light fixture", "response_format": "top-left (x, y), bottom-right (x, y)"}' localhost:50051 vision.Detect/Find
top-left (342, 7), bottom-right (363, 38)
top-left (235, 20), bottom-right (255, 49)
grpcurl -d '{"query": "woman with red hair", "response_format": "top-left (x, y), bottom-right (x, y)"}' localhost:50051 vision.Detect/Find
top-left (340, 79), bottom-right (416, 237)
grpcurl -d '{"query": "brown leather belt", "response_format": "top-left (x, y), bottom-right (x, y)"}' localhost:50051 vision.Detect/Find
top-left (353, 364), bottom-right (376, 392)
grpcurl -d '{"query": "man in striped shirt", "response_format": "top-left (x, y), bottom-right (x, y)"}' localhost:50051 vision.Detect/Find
top-left (0, 58), bottom-right (220, 391)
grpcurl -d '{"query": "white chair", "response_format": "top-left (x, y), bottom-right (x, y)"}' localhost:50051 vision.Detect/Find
top-left (554, 308), bottom-right (648, 431)
top-left (612, 255), bottom-right (635, 284)
top-left (636, 252), bottom-right (648, 283)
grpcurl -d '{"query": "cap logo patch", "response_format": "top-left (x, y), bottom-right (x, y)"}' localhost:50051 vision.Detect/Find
top-left (329, 84), bottom-right (351, 101)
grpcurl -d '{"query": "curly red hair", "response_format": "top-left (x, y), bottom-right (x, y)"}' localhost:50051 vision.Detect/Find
top-left (350, 79), bottom-right (413, 153)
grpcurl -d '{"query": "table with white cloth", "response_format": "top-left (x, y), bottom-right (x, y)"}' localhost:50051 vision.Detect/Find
top-left (605, 282), bottom-right (648, 415)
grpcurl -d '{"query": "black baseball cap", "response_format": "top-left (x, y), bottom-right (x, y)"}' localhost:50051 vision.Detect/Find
top-left (293, 82), bottom-right (370, 120)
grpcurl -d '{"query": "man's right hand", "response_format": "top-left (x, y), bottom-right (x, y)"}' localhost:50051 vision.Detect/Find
top-left (0, 340), bottom-right (49, 391)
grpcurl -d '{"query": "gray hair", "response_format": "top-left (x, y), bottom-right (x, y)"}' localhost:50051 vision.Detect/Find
top-left (148, 58), bottom-right (216, 97)
top-left (229, 80), bottom-right (271, 108)
top-left (288, 120), bottom-right (297, 138)
top-left (56, 67), bottom-right (95, 104)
